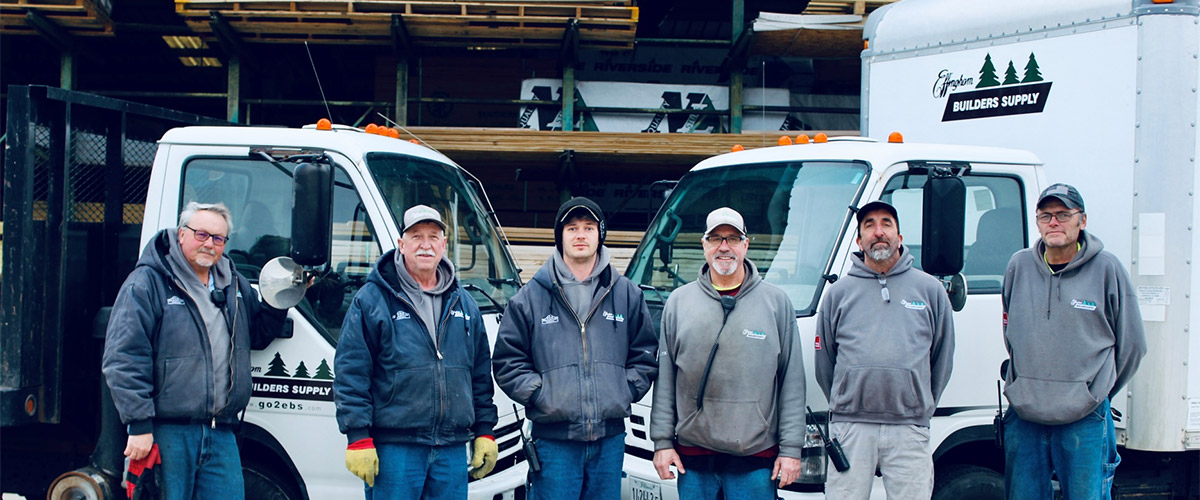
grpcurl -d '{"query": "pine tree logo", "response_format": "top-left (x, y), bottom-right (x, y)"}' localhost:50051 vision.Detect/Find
top-left (1022, 53), bottom-right (1043, 83)
top-left (293, 361), bottom-right (310, 379)
top-left (265, 352), bottom-right (289, 377)
top-left (1003, 61), bottom-right (1020, 85)
top-left (976, 53), bottom-right (1002, 88)
top-left (313, 359), bottom-right (334, 380)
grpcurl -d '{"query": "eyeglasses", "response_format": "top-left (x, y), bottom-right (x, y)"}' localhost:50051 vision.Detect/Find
top-left (1035, 211), bottom-right (1081, 224)
top-left (703, 234), bottom-right (745, 246)
top-left (184, 225), bottom-right (229, 245)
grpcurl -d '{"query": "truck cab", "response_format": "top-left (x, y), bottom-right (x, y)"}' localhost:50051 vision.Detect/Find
top-left (144, 123), bottom-right (528, 499)
top-left (621, 136), bottom-right (1044, 499)
top-left (1, 86), bottom-right (527, 499)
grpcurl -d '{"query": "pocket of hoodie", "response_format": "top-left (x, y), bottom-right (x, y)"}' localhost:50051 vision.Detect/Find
top-left (374, 367), bottom-right (435, 428)
top-left (595, 361), bottom-right (633, 420)
top-left (156, 355), bottom-right (207, 418)
top-left (532, 364), bottom-right (582, 423)
top-left (1003, 377), bottom-right (1098, 425)
top-left (831, 366), bottom-right (924, 417)
top-left (679, 398), bottom-right (770, 451)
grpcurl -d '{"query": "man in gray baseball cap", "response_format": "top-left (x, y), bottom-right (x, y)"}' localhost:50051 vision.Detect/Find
top-left (1001, 183), bottom-right (1146, 499)
top-left (335, 203), bottom-right (499, 499)
top-left (650, 207), bottom-right (807, 499)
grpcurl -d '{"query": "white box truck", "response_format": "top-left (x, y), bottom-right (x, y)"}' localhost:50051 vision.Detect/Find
top-left (864, 0), bottom-right (1199, 495)
top-left (619, 0), bottom-right (1200, 493)
top-left (2, 86), bottom-right (528, 499)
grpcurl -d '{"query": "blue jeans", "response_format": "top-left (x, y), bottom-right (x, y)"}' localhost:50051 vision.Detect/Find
top-left (367, 442), bottom-right (468, 500)
top-left (527, 432), bottom-right (625, 500)
top-left (1004, 398), bottom-right (1120, 500)
top-left (675, 454), bottom-right (776, 500)
top-left (154, 423), bottom-right (244, 500)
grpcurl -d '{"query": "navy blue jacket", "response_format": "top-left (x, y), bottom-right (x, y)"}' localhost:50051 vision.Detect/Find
top-left (334, 250), bottom-right (497, 445)
top-left (102, 229), bottom-right (287, 435)
top-left (493, 258), bottom-right (658, 441)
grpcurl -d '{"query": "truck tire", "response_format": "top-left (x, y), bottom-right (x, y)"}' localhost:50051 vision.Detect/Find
top-left (933, 464), bottom-right (1004, 500)
top-left (243, 459), bottom-right (303, 500)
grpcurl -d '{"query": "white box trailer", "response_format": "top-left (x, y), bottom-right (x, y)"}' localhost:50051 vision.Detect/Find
top-left (863, 0), bottom-right (1199, 493)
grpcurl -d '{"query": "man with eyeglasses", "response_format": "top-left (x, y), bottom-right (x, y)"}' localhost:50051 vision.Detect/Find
top-left (649, 207), bottom-right (806, 499)
top-left (334, 204), bottom-right (499, 499)
top-left (493, 197), bottom-right (658, 500)
top-left (814, 200), bottom-right (955, 500)
top-left (1001, 183), bottom-right (1146, 499)
top-left (102, 201), bottom-right (289, 499)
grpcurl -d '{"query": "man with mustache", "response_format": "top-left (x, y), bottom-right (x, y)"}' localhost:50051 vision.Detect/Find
top-left (649, 207), bottom-right (806, 499)
top-left (1000, 184), bottom-right (1145, 499)
top-left (102, 202), bottom-right (288, 499)
top-left (493, 197), bottom-right (658, 500)
top-left (814, 200), bottom-right (955, 500)
top-left (334, 205), bottom-right (498, 500)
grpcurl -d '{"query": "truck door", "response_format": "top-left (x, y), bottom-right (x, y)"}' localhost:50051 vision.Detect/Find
top-left (180, 153), bottom-right (384, 498)
top-left (877, 168), bottom-right (1028, 409)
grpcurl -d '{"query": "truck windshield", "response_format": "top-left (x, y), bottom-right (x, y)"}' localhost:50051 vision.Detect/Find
top-left (366, 153), bottom-right (521, 311)
top-left (626, 160), bottom-right (868, 317)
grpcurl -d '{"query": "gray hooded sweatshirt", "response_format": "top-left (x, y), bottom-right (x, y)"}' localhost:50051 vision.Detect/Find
top-left (551, 245), bottom-right (611, 320)
top-left (814, 246), bottom-right (955, 427)
top-left (164, 230), bottom-right (234, 413)
top-left (1001, 230), bottom-right (1147, 425)
top-left (393, 252), bottom-right (456, 346)
top-left (649, 259), bottom-right (807, 457)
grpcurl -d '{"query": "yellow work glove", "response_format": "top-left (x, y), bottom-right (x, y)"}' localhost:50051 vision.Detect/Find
top-left (345, 438), bottom-right (379, 487)
top-left (469, 435), bottom-right (499, 479)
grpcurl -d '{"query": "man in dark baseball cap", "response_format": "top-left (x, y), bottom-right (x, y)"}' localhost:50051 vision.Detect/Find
top-left (1001, 182), bottom-right (1144, 499)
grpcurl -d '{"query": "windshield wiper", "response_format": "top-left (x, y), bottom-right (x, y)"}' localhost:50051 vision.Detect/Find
top-left (638, 284), bottom-right (668, 304)
top-left (462, 282), bottom-right (505, 320)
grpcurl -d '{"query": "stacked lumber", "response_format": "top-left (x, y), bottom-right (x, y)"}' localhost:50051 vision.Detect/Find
top-left (403, 126), bottom-right (858, 170)
top-left (174, 0), bottom-right (638, 49)
top-left (802, 0), bottom-right (896, 16)
top-left (1, 0), bottom-right (113, 36)
top-left (509, 243), bottom-right (634, 282)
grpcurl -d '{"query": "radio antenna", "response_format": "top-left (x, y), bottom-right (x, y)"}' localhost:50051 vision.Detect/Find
top-left (304, 41), bottom-right (334, 121)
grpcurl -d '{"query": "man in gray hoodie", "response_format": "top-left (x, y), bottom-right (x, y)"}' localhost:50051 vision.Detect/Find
top-left (650, 207), bottom-right (805, 500)
top-left (1001, 184), bottom-right (1146, 500)
top-left (815, 200), bottom-right (955, 500)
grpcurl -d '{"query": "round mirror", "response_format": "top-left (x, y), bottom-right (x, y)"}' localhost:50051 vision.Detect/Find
top-left (948, 273), bottom-right (968, 312)
top-left (259, 256), bottom-right (308, 309)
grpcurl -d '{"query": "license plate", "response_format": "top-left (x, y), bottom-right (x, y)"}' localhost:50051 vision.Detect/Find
top-left (628, 476), bottom-right (662, 500)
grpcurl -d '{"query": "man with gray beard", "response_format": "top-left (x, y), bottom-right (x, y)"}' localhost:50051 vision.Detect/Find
top-left (650, 207), bottom-right (806, 500)
top-left (814, 201), bottom-right (955, 500)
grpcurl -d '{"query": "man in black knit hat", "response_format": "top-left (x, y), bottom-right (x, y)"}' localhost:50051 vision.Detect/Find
top-left (493, 197), bottom-right (659, 500)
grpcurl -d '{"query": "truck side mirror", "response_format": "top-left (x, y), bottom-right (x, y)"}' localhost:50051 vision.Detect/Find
top-left (291, 162), bottom-right (333, 266)
top-left (921, 173), bottom-right (965, 276)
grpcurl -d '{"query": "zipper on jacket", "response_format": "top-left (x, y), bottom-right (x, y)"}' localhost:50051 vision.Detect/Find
top-left (434, 293), bottom-right (461, 444)
top-left (553, 282), bottom-right (613, 439)
top-left (171, 277), bottom-right (219, 424)
top-left (216, 279), bottom-right (240, 423)
top-left (394, 292), bottom-right (443, 359)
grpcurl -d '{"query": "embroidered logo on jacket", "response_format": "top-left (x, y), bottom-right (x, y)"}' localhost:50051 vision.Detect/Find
top-left (541, 314), bottom-right (559, 325)
top-left (167, 296), bottom-right (185, 306)
top-left (814, 335), bottom-right (822, 350)
top-left (1071, 299), bottom-right (1097, 311)
top-left (602, 311), bottom-right (625, 322)
top-left (902, 299), bottom-right (927, 311)
top-left (450, 310), bottom-right (471, 321)
top-left (393, 311), bottom-right (411, 321)
top-left (743, 329), bottom-right (766, 340)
